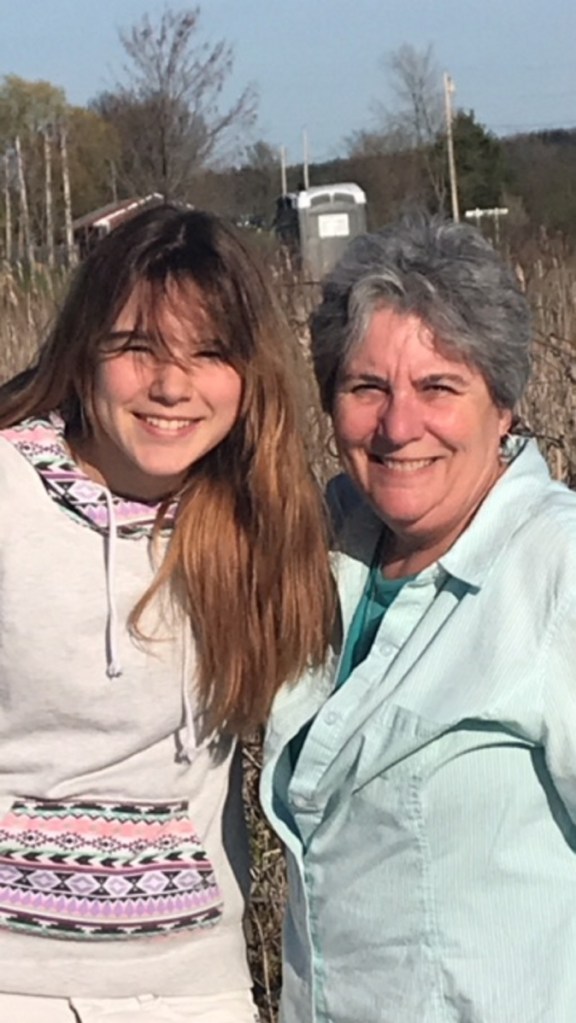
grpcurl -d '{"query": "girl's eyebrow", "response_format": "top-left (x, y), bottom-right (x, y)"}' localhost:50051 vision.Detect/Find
top-left (104, 329), bottom-right (152, 342)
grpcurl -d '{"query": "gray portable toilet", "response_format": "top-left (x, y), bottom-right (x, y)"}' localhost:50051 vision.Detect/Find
top-left (296, 182), bottom-right (367, 280)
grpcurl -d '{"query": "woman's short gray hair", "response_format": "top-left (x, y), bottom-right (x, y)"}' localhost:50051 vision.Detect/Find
top-left (310, 213), bottom-right (531, 412)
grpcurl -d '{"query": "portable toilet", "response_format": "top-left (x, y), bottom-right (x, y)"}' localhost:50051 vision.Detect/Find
top-left (295, 182), bottom-right (367, 279)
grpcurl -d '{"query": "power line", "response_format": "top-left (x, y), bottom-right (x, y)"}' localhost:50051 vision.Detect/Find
top-left (488, 120), bottom-right (576, 135)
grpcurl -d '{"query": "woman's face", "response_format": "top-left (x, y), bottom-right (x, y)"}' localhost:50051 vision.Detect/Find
top-left (333, 306), bottom-right (512, 558)
top-left (80, 284), bottom-right (243, 500)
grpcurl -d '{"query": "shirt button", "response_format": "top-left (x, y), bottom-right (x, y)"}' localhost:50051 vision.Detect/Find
top-left (292, 793), bottom-right (316, 811)
top-left (381, 643), bottom-right (395, 657)
top-left (324, 711), bottom-right (339, 726)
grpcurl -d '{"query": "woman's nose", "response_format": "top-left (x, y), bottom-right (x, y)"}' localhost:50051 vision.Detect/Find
top-left (377, 392), bottom-right (425, 446)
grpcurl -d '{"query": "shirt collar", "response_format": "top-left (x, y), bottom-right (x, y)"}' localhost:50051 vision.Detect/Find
top-left (336, 436), bottom-right (552, 592)
top-left (438, 437), bottom-right (549, 587)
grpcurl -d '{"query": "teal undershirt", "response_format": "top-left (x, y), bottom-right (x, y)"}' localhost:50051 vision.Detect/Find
top-left (334, 567), bottom-right (415, 689)
top-left (290, 564), bottom-right (415, 767)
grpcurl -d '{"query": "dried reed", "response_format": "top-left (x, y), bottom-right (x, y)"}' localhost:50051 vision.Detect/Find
top-left (2, 244), bottom-right (576, 1023)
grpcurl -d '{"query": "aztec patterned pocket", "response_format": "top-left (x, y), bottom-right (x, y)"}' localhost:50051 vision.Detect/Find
top-left (0, 797), bottom-right (223, 940)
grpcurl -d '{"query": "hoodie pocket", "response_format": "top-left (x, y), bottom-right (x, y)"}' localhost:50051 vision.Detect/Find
top-left (0, 797), bottom-right (223, 940)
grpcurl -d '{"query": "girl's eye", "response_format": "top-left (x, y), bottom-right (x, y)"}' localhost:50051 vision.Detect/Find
top-left (195, 349), bottom-right (224, 361)
top-left (125, 342), bottom-right (154, 355)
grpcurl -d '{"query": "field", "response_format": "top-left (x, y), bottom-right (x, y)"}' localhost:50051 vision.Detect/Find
top-left (2, 238), bottom-right (576, 1021)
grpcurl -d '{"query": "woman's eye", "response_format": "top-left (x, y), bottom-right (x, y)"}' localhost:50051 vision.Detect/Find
top-left (424, 382), bottom-right (456, 394)
top-left (350, 383), bottom-right (386, 396)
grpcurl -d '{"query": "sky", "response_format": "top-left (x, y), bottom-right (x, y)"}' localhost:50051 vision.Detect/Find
top-left (1, 0), bottom-right (576, 168)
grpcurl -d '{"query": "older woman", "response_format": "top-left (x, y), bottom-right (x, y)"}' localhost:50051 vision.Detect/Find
top-left (261, 214), bottom-right (576, 1023)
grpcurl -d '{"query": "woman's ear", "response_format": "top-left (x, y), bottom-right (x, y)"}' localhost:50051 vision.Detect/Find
top-left (498, 406), bottom-right (513, 438)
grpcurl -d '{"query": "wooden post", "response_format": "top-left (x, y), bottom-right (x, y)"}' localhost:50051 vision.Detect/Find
top-left (302, 128), bottom-right (310, 190)
top-left (59, 125), bottom-right (76, 267)
top-left (280, 146), bottom-right (287, 197)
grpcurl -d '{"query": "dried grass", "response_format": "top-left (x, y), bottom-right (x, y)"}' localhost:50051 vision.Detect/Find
top-left (0, 261), bottom-right (66, 382)
top-left (2, 245), bottom-right (576, 1022)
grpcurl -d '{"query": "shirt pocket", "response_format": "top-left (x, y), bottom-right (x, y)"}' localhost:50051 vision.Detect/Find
top-left (0, 796), bottom-right (223, 940)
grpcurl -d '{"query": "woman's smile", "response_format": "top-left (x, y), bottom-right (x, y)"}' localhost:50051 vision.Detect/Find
top-left (368, 454), bottom-right (440, 472)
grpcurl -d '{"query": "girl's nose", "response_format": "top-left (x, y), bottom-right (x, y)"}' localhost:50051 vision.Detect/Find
top-left (148, 360), bottom-right (192, 405)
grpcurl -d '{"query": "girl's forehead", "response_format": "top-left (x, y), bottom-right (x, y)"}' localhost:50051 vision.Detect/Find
top-left (114, 279), bottom-right (215, 337)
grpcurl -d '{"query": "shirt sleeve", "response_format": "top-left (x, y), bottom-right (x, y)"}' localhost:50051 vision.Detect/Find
top-left (542, 593), bottom-right (576, 823)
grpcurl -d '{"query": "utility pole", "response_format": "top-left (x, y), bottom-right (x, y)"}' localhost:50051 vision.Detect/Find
top-left (443, 72), bottom-right (460, 222)
top-left (302, 128), bottom-right (310, 190)
top-left (280, 146), bottom-right (287, 197)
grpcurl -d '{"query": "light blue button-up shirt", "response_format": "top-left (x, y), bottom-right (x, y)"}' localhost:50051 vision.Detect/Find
top-left (261, 439), bottom-right (576, 1023)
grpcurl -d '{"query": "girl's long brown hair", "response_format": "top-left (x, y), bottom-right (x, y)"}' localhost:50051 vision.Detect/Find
top-left (0, 205), bottom-right (335, 734)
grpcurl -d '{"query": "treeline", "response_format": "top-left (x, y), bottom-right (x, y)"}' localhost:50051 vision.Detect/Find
top-left (2, 13), bottom-right (576, 262)
top-left (182, 120), bottom-right (576, 242)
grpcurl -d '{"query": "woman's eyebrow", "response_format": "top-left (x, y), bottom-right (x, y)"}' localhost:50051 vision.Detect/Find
top-left (340, 371), bottom-right (389, 386)
top-left (418, 372), bottom-right (469, 387)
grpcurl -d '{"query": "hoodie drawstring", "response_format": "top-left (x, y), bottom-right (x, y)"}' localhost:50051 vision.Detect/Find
top-left (103, 489), bottom-right (196, 763)
top-left (104, 488), bottom-right (123, 679)
top-left (177, 625), bottom-right (197, 763)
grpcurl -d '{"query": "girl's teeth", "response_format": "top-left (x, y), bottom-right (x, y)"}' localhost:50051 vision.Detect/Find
top-left (144, 417), bottom-right (192, 432)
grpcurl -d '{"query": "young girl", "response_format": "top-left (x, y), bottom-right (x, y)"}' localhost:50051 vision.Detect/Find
top-left (0, 205), bottom-right (333, 1023)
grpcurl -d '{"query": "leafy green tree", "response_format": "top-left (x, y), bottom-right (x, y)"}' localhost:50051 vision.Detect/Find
top-left (447, 110), bottom-right (508, 212)
top-left (65, 107), bottom-right (123, 216)
top-left (0, 75), bottom-right (66, 143)
top-left (504, 131), bottom-right (576, 234)
top-left (231, 141), bottom-right (280, 224)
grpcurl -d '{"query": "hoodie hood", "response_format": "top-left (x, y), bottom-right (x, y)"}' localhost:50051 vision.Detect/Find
top-left (0, 412), bottom-right (177, 538)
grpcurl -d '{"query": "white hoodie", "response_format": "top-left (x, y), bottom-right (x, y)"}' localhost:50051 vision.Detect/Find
top-left (0, 418), bottom-right (251, 997)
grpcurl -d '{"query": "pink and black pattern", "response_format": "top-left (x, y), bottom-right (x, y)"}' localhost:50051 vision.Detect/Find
top-left (0, 798), bottom-right (223, 940)
top-left (1, 414), bottom-right (178, 538)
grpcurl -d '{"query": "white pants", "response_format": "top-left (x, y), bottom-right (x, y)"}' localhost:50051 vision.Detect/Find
top-left (0, 991), bottom-right (260, 1023)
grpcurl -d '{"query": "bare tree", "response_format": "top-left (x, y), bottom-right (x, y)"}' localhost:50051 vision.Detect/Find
top-left (382, 45), bottom-right (443, 149)
top-left (346, 44), bottom-right (447, 209)
top-left (59, 125), bottom-right (77, 268)
top-left (14, 135), bottom-right (33, 265)
top-left (390, 44), bottom-right (446, 208)
top-left (43, 126), bottom-right (55, 268)
top-left (93, 6), bottom-right (257, 199)
top-left (3, 153), bottom-right (12, 261)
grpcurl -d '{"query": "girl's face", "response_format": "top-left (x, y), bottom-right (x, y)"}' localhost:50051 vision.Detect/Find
top-left (79, 283), bottom-right (243, 500)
